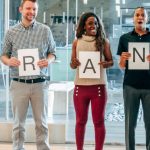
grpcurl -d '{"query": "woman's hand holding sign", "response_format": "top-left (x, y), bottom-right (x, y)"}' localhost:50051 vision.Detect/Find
top-left (70, 58), bottom-right (81, 69)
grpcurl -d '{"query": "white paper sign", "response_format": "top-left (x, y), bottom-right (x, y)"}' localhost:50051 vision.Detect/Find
top-left (128, 42), bottom-right (150, 70)
top-left (79, 51), bottom-right (100, 78)
top-left (18, 48), bottom-right (40, 76)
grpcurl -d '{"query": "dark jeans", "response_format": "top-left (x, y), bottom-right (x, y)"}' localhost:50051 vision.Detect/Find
top-left (123, 85), bottom-right (150, 150)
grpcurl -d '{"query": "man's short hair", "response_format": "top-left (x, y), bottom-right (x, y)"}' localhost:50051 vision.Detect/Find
top-left (20, 0), bottom-right (38, 7)
top-left (133, 6), bottom-right (147, 16)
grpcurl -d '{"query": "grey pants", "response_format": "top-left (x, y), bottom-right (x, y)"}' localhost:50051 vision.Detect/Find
top-left (123, 85), bottom-right (150, 150)
top-left (10, 80), bottom-right (50, 150)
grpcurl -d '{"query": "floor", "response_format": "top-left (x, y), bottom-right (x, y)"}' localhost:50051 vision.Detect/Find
top-left (0, 143), bottom-right (145, 150)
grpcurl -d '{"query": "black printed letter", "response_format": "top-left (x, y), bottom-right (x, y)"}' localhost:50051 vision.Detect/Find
top-left (23, 56), bottom-right (35, 71)
top-left (133, 47), bottom-right (145, 62)
top-left (83, 59), bottom-right (96, 73)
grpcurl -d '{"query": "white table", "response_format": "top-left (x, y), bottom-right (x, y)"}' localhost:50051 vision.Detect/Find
top-left (48, 82), bottom-right (74, 116)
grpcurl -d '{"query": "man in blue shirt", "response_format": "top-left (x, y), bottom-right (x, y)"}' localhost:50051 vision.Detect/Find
top-left (1, 0), bottom-right (56, 149)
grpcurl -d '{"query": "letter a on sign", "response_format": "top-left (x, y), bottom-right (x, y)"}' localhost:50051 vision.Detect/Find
top-left (18, 48), bottom-right (40, 76)
top-left (79, 51), bottom-right (100, 78)
top-left (128, 42), bottom-right (149, 70)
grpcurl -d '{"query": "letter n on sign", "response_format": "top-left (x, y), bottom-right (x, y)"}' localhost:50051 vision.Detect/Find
top-left (128, 42), bottom-right (150, 70)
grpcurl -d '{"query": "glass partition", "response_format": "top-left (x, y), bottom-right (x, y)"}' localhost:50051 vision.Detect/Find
top-left (1, 0), bottom-right (149, 144)
top-left (0, 0), bottom-right (9, 121)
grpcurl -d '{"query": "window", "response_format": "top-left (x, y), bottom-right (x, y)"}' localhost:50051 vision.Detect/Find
top-left (1, 0), bottom-right (147, 144)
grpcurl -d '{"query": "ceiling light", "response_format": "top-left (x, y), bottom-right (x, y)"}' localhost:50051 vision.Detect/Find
top-left (83, 0), bottom-right (88, 4)
top-left (126, 9), bottom-right (128, 13)
top-left (116, 0), bottom-right (120, 4)
top-left (142, 3), bottom-right (150, 6)
top-left (122, 0), bottom-right (125, 4)
top-left (116, 5), bottom-right (120, 17)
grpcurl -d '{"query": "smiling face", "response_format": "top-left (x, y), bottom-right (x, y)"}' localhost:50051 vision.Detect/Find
top-left (84, 16), bottom-right (98, 36)
top-left (19, 0), bottom-right (38, 24)
top-left (133, 8), bottom-right (148, 30)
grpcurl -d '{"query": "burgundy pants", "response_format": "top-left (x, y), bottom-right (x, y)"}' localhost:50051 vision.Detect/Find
top-left (73, 85), bottom-right (107, 150)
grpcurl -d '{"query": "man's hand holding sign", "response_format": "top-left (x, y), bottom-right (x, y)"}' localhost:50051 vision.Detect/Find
top-left (119, 52), bottom-right (131, 69)
top-left (6, 56), bottom-right (21, 67)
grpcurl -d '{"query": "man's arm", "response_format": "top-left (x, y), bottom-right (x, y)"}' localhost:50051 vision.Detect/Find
top-left (1, 55), bottom-right (20, 67)
top-left (119, 52), bottom-right (131, 69)
top-left (37, 53), bottom-right (56, 68)
top-left (47, 53), bottom-right (56, 64)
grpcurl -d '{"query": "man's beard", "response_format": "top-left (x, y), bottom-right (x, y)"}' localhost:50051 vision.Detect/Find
top-left (25, 15), bottom-right (35, 22)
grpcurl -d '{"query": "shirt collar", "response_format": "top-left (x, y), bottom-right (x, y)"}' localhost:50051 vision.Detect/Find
top-left (19, 21), bottom-right (37, 30)
top-left (82, 35), bottom-right (95, 42)
top-left (131, 28), bottom-right (150, 35)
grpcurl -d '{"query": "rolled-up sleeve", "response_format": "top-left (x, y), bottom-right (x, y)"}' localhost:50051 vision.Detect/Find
top-left (1, 30), bottom-right (12, 57)
top-left (46, 27), bottom-right (56, 55)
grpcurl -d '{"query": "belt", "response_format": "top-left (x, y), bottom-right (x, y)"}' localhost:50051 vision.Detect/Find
top-left (12, 78), bottom-right (45, 84)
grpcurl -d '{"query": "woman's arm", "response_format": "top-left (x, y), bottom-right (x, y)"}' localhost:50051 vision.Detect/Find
top-left (70, 39), bottom-right (80, 69)
top-left (100, 39), bottom-right (113, 68)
